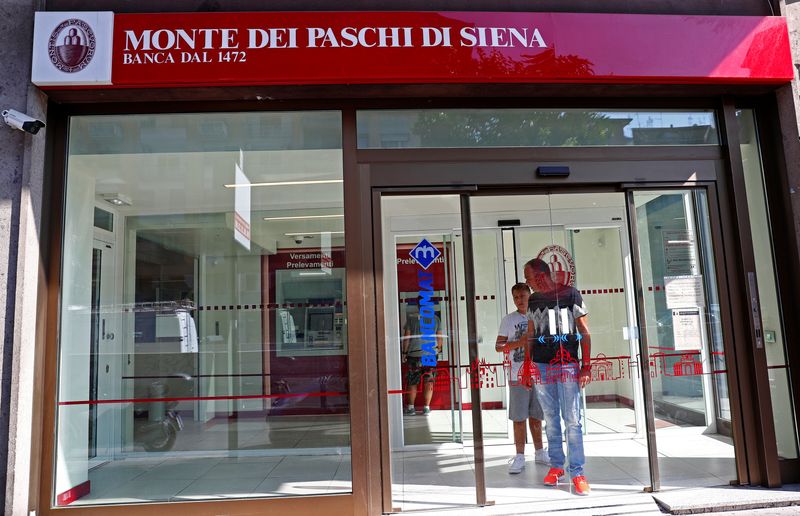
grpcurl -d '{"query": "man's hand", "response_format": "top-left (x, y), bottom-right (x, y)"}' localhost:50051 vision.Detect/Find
top-left (579, 366), bottom-right (591, 389)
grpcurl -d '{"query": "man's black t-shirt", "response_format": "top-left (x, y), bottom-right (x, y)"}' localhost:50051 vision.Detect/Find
top-left (527, 286), bottom-right (588, 364)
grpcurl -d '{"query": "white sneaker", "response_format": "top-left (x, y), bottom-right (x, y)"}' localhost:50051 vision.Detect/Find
top-left (534, 448), bottom-right (550, 465)
top-left (508, 454), bottom-right (526, 474)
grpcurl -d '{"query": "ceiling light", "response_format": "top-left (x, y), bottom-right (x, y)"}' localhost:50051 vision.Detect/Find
top-left (284, 231), bottom-right (344, 236)
top-left (264, 214), bottom-right (344, 221)
top-left (224, 179), bottom-right (343, 188)
top-left (100, 193), bottom-right (132, 206)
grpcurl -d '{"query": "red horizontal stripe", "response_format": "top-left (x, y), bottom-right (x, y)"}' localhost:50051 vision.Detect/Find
top-left (59, 391), bottom-right (347, 406)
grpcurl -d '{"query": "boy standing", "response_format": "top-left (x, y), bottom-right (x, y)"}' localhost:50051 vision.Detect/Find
top-left (496, 283), bottom-right (548, 474)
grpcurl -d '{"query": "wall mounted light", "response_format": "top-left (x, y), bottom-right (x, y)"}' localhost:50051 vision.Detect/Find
top-left (101, 193), bottom-right (133, 206)
top-left (284, 231), bottom-right (345, 236)
top-left (264, 214), bottom-right (344, 221)
top-left (224, 179), bottom-right (343, 188)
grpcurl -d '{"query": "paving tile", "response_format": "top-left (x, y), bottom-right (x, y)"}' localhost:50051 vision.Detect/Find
top-left (173, 476), bottom-right (263, 499)
top-left (146, 458), bottom-right (220, 479)
top-left (254, 477), bottom-right (332, 497)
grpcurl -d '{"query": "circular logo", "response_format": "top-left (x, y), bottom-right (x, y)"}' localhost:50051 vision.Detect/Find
top-left (48, 19), bottom-right (96, 73)
top-left (536, 244), bottom-right (576, 287)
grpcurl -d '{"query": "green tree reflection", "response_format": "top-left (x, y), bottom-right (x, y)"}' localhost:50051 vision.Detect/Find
top-left (413, 110), bottom-right (630, 147)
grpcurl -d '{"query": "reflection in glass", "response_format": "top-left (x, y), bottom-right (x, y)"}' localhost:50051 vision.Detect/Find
top-left (357, 109), bottom-right (719, 148)
top-left (55, 111), bottom-right (350, 506)
top-left (738, 108), bottom-right (799, 459)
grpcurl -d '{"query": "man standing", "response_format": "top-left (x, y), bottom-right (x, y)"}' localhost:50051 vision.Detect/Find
top-left (401, 306), bottom-right (443, 415)
top-left (496, 283), bottom-right (548, 474)
top-left (524, 258), bottom-right (592, 495)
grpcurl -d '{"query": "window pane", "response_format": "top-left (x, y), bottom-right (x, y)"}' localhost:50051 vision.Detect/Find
top-left (56, 111), bottom-right (351, 506)
top-left (738, 108), bottom-right (799, 459)
top-left (357, 109), bottom-right (719, 148)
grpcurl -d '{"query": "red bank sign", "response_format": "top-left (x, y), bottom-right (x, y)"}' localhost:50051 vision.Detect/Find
top-left (32, 11), bottom-right (793, 88)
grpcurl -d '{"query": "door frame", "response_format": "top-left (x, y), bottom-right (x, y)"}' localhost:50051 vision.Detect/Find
top-left (359, 146), bottom-right (765, 511)
top-left (88, 235), bottom-right (116, 465)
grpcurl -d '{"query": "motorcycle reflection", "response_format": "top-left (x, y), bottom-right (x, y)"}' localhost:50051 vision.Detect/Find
top-left (133, 374), bottom-right (189, 452)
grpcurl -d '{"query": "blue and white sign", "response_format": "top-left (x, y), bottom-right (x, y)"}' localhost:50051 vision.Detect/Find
top-left (409, 238), bottom-right (441, 270)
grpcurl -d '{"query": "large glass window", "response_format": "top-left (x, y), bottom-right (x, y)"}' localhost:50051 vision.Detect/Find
top-left (357, 109), bottom-right (719, 148)
top-left (737, 109), bottom-right (799, 459)
top-left (55, 111), bottom-right (350, 506)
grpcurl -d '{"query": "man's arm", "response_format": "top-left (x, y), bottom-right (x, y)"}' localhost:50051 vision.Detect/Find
top-left (401, 327), bottom-right (411, 362)
top-left (576, 315), bottom-right (592, 388)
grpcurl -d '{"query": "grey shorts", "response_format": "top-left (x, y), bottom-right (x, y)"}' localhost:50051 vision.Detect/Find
top-left (509, 383), bottom-right (544, 422)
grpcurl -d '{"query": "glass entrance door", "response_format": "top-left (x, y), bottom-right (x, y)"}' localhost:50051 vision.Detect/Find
top-left (629, 189), bottom-right (737, 490)
top-left (471, 193), bottom-right (648, 502)
top-left (379, 188), bottom-right (738, 511)
top-left (381, 195), bottom-right (475, 511)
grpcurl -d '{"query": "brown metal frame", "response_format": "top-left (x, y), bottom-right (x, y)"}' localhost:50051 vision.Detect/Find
top-left (363, 155), bottom-right (748, 510)
top-left (718, 100), bottom-right (781, 487)
top-left (747, 96), bottom-right (800, 482)
top-left (36, 103), bottom-right (367, 516)
top-left (33, 96), bottom-right (791, 516)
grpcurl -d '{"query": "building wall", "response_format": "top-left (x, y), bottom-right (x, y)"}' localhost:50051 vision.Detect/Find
top-left (1, 1), bottom-right (49, 515)
top-left (781, 1), bottom-right (800, 262)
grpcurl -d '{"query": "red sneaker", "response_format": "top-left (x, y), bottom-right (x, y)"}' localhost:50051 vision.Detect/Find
top-left (543, 467), bottom-right (565, 486)
top-left (572, 475), bottom-right (590, 496)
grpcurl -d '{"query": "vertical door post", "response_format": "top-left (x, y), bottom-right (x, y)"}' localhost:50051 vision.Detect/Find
top-left (459, 194), bottom-right (489, 506)
top-left (624, 190), bottom-right (661, 492)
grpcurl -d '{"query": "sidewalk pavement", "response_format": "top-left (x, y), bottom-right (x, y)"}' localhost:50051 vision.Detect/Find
top-left (652, 484), bottom-right (800, 514)
top-left (406, 484), bottom-right (800, 515)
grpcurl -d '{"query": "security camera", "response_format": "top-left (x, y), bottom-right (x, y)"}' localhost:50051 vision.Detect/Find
top-left (2, 109), bottom-right (45, 135)
top-left (294, 236), bottom-right (305, 245)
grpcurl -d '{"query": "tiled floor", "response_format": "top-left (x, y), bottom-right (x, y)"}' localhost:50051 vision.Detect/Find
top-left (392, 405), bottom-right (736, 512)
top-left (75, 454), bottom-right (352, 505)
top-left (391, 428), bottom-right (736, 512)
top-left (73, 407), bottom-right (734, 509)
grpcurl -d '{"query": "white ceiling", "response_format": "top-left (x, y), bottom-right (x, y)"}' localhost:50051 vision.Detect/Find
top-left (72, 148), bottom-right (343, 216)
top-left (74, 149), bottom-right (344, 256)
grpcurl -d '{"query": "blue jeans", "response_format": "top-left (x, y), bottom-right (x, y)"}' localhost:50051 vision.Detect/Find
top-left (534, 362), bottom-right (585, 477)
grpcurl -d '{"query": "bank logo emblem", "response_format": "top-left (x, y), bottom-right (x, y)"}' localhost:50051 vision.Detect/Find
top-left (536, 244), bottom-right (576, 287)
top-left (409, 238), bottom-right (441, 270)
top-left (48, 18), bottom-right (96, 73)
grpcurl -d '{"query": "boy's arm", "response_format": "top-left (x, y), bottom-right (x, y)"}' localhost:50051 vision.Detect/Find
top-left (496, 331), bottom-right (527, 352)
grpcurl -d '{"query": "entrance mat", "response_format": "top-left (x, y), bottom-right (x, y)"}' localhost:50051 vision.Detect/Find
top-left (406, 493), bottom-right (663, 515)
top-left (652, 485), bottom-right (800, 514)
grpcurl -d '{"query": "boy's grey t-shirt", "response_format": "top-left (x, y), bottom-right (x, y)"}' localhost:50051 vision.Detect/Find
top-left (497, 311), bottom-right (528, 382)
